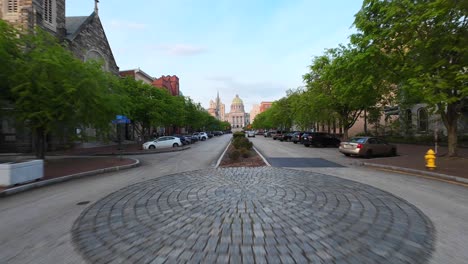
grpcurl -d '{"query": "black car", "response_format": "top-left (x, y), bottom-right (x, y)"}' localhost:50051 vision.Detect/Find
top-left (213, 131), bottom-right (223, 136)
top-left (301, 132), bottom-right (341, 147)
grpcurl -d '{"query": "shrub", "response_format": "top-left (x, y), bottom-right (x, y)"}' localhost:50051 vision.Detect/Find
top-left (232, 137), bottom-right (253, 150)
top-left (240, 148), bottom-right (250, 158)
top-left (233, 131), bottom-right (246, 139)
top-left (230, 149), bottom-right (240, 161)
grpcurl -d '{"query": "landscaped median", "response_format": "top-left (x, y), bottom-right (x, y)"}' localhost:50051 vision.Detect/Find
top-left (217, 131), bottom-right (267, 167)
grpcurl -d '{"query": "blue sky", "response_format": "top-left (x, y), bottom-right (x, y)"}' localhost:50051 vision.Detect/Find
top-left (66, 0), bottom-right (363, 112)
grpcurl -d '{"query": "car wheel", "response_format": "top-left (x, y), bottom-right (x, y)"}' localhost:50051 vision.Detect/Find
top-left (343, 153), bottom-right (351, 157)
top-left (390, 148), bottom-right (397, 156)
top-left (293, 141), bottom-right (297, 144)
top-left (304, 144), bottom-right (309, 147)
top-left (149, 145), bottom-right (155, 149)
top-left (364, 150), bottom-right (373, 159)
top-left (201, 137), bottom-right (206, 141)
top-left (173, 143), bottom-right (179, 147)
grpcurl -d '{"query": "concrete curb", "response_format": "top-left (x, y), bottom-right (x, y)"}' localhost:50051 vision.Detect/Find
top-left (362, 162), bottom-right (468, 185)
top-left (0, 158), bottom-right (141, 197)
top-left (215, 142), bottom-right (232, 168)
top-left (81, 146), bottom-right (191, 156)
top-left (253, 146), bottom-right (271, 167)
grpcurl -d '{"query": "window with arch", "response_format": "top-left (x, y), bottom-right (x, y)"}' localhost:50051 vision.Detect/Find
top-left (418, 108), bottom-right (428, 132)
top-left (43, 0), bottom-right (56, 29)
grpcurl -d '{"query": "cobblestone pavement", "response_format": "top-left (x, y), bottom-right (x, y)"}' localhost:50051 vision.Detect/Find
top-left (72, 167), bottom-right (434, 264)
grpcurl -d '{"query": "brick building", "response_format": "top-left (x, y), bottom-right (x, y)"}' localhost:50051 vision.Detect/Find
top-left (152, 75), bottom-right (180, 96)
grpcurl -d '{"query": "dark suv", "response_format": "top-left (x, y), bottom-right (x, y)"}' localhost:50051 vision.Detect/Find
top-left (301, 132), bottom-right (341, 147)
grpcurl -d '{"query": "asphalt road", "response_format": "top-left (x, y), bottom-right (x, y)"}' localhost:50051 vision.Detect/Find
top-left (251, 136), bottom-right (468, 264)
top-left (0, 135), bottom-right (467, 263)
top-left (0, 135), bottom-right (232, 264)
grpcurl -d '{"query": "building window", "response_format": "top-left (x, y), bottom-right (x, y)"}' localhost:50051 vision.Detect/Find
top-left (43, 0), bottom-right (56, 30)
top-left (7, 0), bottom-right (19, 13)
top-left (418, 108), bottom-right (428, 132)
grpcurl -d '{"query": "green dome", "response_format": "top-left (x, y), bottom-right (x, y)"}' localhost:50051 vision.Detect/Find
top-left (232, 94), bottom-right (243, 105)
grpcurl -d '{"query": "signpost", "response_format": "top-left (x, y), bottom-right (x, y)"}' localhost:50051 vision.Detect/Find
top-left (112, 115), bottom-right (131, 156)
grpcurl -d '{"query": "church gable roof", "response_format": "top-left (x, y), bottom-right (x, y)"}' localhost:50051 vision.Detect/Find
top-left (65, 12), bottom-right (96, 41)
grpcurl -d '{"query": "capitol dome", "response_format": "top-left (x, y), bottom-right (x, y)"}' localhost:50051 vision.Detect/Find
top-left (230, 94), bottom-right (245, 113)
top-left (232, 94), bottom-right (244, 105)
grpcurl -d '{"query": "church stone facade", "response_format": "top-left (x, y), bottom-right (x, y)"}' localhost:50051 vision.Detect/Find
top-left (0, 0), bottom-right (119, 152)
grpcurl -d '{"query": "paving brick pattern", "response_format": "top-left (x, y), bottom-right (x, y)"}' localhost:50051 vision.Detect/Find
top-left (72, 167), bottom-right (434, 263)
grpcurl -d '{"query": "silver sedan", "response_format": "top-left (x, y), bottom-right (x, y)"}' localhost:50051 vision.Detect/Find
top-left (339, 137), bottom-right (397, 158)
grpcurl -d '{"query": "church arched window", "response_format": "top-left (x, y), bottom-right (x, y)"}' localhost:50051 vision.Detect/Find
top-left (417, 108), bottom-right (428, 132)
top-left (43, 0), bottom-right (56, 30)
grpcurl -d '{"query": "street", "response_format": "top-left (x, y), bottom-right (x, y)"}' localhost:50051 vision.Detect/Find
top-left (0, 135), bottom-right (467, 263)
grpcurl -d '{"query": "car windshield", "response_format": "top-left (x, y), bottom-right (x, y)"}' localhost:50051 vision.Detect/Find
top-left (349, 137), bottom-right (367, 143)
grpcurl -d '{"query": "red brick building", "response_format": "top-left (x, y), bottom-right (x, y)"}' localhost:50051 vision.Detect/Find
top-left (260, 102), bottom-right (273, 113)
top-left (152, 75), bottom-right (180, 96)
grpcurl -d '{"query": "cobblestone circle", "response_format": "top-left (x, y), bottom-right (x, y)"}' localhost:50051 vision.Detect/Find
top-left (72, 167), bottom-right (434, 263)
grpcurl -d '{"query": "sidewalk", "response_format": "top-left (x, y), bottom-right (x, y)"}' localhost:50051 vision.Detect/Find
top-left (362, 143), bottom-right (468, 183)
top-left (0, 143), bottom-right (189, 195)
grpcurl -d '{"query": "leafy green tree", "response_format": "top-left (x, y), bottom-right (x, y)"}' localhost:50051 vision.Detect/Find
top-left (354, 0), bottom-right (468, 156)
top-left (0, 21), bottom-right (20, 108)
top-left (10, 29), bottom-right (121, 159)
top-left (304, 44), bottom-right (390, 139)
top-left (252, 110), bottom-right (273, 130)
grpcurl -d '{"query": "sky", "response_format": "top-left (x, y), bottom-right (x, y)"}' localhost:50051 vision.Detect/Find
top-left (66, 0), bottom-right (363, 113)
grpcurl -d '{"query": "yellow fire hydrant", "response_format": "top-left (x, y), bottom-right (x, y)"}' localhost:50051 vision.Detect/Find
top-left (425, 149), bottom-right (436, 170)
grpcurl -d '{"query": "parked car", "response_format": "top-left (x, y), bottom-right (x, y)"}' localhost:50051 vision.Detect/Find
top-left (193, 132), bottom-right (208, 141)
top-left (339, 137), bottom-right (397, 158)
top-left (280, 132), bottom-right (294, 142)
top-left (190, 134), bottom-right (199, 142)
top-left (264, 131), bottom-right (277, 138)
top-left (173, 134), bottom-right (191, 145)
top-left (291, 132), bottom-right (305, 144)
top-left (142, 136), bottom-right (182, 149)
top-left (213, 131), bottom-right (223, 136)
top-left (273, 131), bottom-right (285, 140)
top-left (207, 131), bottom-right (214, 138)
top-left (246, 130), bottom-right (255, 137)
top-left (255, 130), bottom-right (264, 135)
top-left (302, 132), bottom-right (341, 147)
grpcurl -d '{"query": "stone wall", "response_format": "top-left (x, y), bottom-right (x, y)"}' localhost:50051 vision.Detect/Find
top-left (67, 14), bottom-right (119, 75)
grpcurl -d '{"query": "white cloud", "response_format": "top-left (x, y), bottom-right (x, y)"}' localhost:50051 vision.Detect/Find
top-left (156, 44), bottom-right (208, 56)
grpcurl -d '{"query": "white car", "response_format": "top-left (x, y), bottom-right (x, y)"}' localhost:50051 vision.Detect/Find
top-left (246, 131), bottom-right (255, 137)
top-left (193, 132), bottom-right (208, 141)
top-left (142, 136), bottom-right (182, 149)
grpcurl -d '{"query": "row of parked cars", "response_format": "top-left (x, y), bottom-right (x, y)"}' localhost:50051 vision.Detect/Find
top-left (264, 131), bottom-right (397, 158)
top-left (142, 131), bottom-right (226, 150)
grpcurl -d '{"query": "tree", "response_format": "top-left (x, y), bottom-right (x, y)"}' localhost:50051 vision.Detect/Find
top-left (303, 43), bottom-right (391, 139)
top-left (10, 28), bottom-right (121, 159)
top-left (0, 21), bottom-right (20, 108)
top-left (354, 0), bottom-right (468, 156)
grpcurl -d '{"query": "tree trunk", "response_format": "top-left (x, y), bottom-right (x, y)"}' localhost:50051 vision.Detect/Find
top-left (446, 119), bottom-right (458, 157)
top-left (364, 109), bottom-right (368, 135)
top-left (440, 103), bottom-right (459, 157)
top-left (34, 127), bottom-right (46, 159)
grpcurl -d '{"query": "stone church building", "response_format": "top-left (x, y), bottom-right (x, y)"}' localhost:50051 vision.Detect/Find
top-left (0, 0), bottom-right (119, 152)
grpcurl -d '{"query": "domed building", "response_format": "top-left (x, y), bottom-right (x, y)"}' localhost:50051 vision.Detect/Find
top-left (227, 95), bottom-right (248, 128)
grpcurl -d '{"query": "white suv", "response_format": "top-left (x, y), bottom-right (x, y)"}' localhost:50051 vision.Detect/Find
top-left (194, 132), bottom-right (208, 141)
